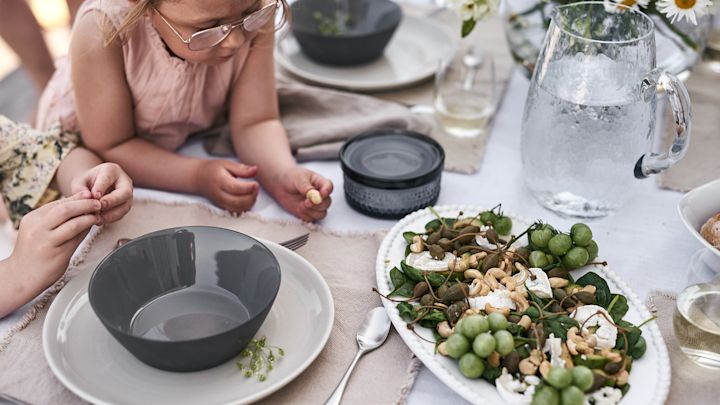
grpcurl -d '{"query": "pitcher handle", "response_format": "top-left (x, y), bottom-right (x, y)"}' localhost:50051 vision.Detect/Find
top-left (634, 69), bottom-right (692, 179)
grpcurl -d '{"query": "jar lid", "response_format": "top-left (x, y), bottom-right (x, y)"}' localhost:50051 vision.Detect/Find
top-left (340, 129), bottom-right (445, 189)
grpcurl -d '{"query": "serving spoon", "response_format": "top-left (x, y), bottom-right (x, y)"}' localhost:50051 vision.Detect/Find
top-left (324, 307), bottom-right (391, 405)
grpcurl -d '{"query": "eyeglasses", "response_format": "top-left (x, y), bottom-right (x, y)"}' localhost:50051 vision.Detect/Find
top-left (154, 0), bottom-right (279, 51)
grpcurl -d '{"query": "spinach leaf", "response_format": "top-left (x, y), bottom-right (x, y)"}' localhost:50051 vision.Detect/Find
top-left (424, 218), bottom-right (456, 232)
top-left (392, 280), bottom-right (416, 298)
top-left (397, 302), bottom-right (416, 322)
top-left (403, 231), bottom-right (421, 245)
top-left (607, 294), bottom-right (629, 323)
top-left (615, 319), bottom-right (641, 352)
top-left (482, 365), bottom-right (503, 382)
top-left (389, 267), bottom-right (406, 289)
top-left (542, 315), bottom-right (579, 341)
top-left (400, 261), bottom-right (424, 282)
top-left (576, 272), bottom-right (612, 308)
top-left (526, 288), bottom-right (549, 307)
top-left (419, 309), bottom-right (447, 329)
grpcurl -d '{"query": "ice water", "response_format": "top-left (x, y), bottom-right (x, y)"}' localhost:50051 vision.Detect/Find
top-left (130, 285), bottom-right (250, 341)
top-left (434, 89), bottom-right (494, 138)
top-left (521, 54), bottom-right (654, 218)
top-left (674, 284), bottom-right (720, 369)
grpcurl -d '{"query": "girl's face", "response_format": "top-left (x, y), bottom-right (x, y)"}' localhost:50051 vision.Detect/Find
top-left (149, 0), bottom-right (266, 64)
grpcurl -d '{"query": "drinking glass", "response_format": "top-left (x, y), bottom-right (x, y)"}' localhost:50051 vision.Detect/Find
top-left (433, 51), bottom-right (496, 138)
top-left (521, 1), bottom-right (692, 218)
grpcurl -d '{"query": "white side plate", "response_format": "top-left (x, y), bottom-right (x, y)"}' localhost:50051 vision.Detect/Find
top-left (43, 239), bottom-right (334, 405)
top-left (678, 178), bottom-right (720, 270)
top-left (375, 205), bottom-right (671, 405)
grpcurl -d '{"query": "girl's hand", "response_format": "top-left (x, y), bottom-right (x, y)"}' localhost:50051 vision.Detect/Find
top-left (195, 160), bottom-right (259, 214)
top-left (71, 162), bottom-right (133, 224)
top-left (273, 166), bottom-right (333, 222)
top-left (10, 191), bottom-right (101, 289)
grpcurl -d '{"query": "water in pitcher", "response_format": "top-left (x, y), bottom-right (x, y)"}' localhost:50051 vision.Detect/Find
top-left (521, 53), bottom-right (654, 218)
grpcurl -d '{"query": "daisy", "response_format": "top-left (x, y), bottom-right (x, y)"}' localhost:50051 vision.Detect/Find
top-left (656, 0), bottom-right (713, 24)
top-left (604, 0), bottom-right (650, 11)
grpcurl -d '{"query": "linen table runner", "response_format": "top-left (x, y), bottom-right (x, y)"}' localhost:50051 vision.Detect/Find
top-left (0, 199), bottom-right (420, 405)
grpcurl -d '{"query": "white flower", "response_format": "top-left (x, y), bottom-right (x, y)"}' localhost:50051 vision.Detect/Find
top-left (656, 0), bottom-right (713, 24)
top-left (603, 0), bottom-right (650, 11)
top-left (453, 0), bottom-right (500, 21)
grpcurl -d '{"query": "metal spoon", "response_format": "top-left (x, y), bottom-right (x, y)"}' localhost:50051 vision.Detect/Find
top-left (462, 45), bottom-right (485, 90)
top-left (324, 307), bottom-right (391, 405)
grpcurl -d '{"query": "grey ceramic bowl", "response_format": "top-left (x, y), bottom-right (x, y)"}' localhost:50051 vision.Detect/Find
top-left (290, 0), bottom-right (402, 66)
top-left (88, 227), bottom-right (281, 372)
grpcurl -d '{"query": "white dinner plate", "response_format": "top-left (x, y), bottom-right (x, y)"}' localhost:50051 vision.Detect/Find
top-left (275, 14), bottom-right (457, 92)
top-left (375, 205), bottom-right (671, 405)
top-left (43, 240), bottom-right (334, 405)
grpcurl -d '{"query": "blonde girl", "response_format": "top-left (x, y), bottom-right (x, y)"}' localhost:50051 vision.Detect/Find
top-left (37, 0), bottom-right (332, 222)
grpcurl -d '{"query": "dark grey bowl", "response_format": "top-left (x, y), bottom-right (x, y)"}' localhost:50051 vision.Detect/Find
top-left (88, 227), bottom-right (281, 372)
top-left (290, 0), bottom-right (403, 66)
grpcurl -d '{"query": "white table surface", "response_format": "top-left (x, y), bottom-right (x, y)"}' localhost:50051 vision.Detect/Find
top-left (0, 69), bottom-right (706, 404)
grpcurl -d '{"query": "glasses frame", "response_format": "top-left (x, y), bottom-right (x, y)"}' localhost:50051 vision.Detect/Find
top-left (154, 0), bottom-right (279, 51)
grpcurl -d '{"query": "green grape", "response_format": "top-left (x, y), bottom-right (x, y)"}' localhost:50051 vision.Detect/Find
top-left (546, 366), bottom-right (573, 389)
top-left (586, 240), bottom-right (599, 262)
top-left (531, 228), bottom-right (553, 249)
top-left (570, 223), bottom-right (593, 247)
top-left (494, 216), bottom-right (512, 235)
top-left (546, 253), bottom-right (557, 264)
top-left (571, 366), bottom-right (594, 391)
top-left (493, 330), bottom-right (514, 356)
top-left (548, 234), bottom-right (573, 256)
top-left (561, 386), bottom-right (585, 405)
top-left (459, 314), bottom-right (489, 339)
top-left (529, 250), bottom-right (550, 268)
top-left (458, 352), bottom-right (485, 378)
top-left (445, 333), bottom-right (470, 359)
top-left (562, 247), bottom-right (589, 270)
top-left (479, 211), bottom-right (498, 226)
top-left (488, 312), bottom-right (509, 331)
top-left (532, 386), bottom-right (559, 405)
top-left (472, 333), bottom-right (496, 358)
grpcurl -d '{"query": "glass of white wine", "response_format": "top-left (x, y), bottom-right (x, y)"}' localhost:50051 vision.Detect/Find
top-left (433, 48), bottom-right (496, 138)
top-left (674, 249), bottom-right (720, 369)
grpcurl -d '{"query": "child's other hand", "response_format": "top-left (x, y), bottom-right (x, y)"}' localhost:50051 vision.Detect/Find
top-left (71, 162), bottom-right (133, 224)
top-left (195, 160), bottom-right (259, 214)
top-left (273, 166), bottom-right (333, 222)
top-left (11, 191), bottom-right (100, 288)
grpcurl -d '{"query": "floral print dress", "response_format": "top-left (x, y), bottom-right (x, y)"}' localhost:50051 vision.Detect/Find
top-left (0, 115), bottom-right (78, 228)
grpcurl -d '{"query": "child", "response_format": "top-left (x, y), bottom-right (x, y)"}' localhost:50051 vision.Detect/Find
top-left (0, 116), bottom-right (134, 318)
top-left (36, 0), bottom-right (333, 222)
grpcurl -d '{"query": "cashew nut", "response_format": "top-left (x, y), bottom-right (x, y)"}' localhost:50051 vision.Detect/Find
top-left (539, 360), bottom-right (551, 379)
top-left (438, 341), bottom-right (449, 356)
top-left (519, 358), bottom-right (539, 375)
top-left (510, 291), bottom-right (530, 313)
top-left (437, 321), bottom-right (453, 338)
top-left (468, 252), bottom-right (487, 268)
top-left (503, 258), bottom-right (513, 275)
top-left (410, 235), bottom-right (425, 253)
top-left (528, 349), bottom-right (543, 366)
top-left (615, 370), bottom-right (629, 386)
top-left (560, 343), bottom-right (574, 367)
top-left (549, 277), bottom-right (569, 288)
top-left (449, 256), bottom-right (469, 272)
top-left (601, 348), bottom-right (623, 363)
top-left (515, 262), bottom-right (528, 273)
top-left (488, 352), bottom-right (501, 368)
top-left (484, 303), bottom-right (511, 317)
top-left (518, 315), bottom-right (532, 330)
top-left (501, 276), bottom-right (517, 291)
top-left (581, 285), bottom-right (597, 294)
top-left (469, 279), bottom-right (491, 297)
top-left (464, 269), bottom-right (483, 280)
top-left (484, 267), bottom-right (505, 290)
top-left (567, 327), bottom-right (580, 341)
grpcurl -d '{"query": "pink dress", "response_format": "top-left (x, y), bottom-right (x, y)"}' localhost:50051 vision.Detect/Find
top-left (37, 0), bottom-right (251, 151)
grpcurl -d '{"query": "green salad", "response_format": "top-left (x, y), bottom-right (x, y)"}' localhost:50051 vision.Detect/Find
top-left (382, 206), bottom-right (653, 405)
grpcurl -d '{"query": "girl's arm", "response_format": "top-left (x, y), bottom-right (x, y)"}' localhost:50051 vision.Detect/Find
top-left (71, 13), bottom-right (258, 213)
top-left (229, 28), bottom-right (332, 221)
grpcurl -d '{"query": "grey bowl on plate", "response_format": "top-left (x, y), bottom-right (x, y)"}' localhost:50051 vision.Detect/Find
top-left (88, 226), bottom-right (281, 372)
top-left (290, 0), bottom-right (402, 66)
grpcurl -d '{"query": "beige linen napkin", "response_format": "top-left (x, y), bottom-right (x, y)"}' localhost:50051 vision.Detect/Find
top-left (658, 62), bottom-right (720, 192)
top-left (646, 290), bottom-right (720, 404)
top-left (0, 199), bottom-right (419, 405)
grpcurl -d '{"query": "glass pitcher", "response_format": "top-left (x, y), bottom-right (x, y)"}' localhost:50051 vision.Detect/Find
top-left (521, 1), bottom-right (691, 218)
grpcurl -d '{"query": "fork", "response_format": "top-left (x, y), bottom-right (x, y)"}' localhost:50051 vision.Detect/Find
top-left (279, 233), bottom-right (309, 251)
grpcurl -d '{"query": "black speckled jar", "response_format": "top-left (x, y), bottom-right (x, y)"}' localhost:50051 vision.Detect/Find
top-left (340, 129), bottom-right (445, 219)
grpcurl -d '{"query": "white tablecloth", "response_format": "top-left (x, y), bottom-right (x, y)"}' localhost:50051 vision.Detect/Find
top-left (0, 69), bottom-right (704, 404)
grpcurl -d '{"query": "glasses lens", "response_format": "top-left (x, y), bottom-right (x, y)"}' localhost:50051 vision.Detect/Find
top-left (188, 27), bottom-right (229, 51)
top-left (243, 3), bottom-right (276, 32)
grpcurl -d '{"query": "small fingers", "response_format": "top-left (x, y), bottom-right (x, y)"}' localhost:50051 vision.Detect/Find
top-left (220, 179), bottom-right (259, 196)
top-left (225, 162), bottom-right (258, 178)
top-left (99, 199), bottom-right (132, 224)
top-left (99, 183), bottom-right (133, 211)
top-left (216, 191), bottom-right (258, 214)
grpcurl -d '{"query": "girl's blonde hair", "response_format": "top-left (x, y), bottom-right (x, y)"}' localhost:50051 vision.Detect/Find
top-left (102, 0), bottom-right (290, 47)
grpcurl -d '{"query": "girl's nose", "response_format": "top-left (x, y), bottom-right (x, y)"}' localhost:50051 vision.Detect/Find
top-left (221, 28), bottom-right (246, 50)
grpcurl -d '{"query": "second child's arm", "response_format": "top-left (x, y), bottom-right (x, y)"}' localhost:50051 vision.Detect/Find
top-left (70, 13), bottom-right (258, 213)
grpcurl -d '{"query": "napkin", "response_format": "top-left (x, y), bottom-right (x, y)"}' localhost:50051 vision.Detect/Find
top-left (646, 290), bottom-right (720, 403)
top-left (201, 77), bottom-right (434, 162)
